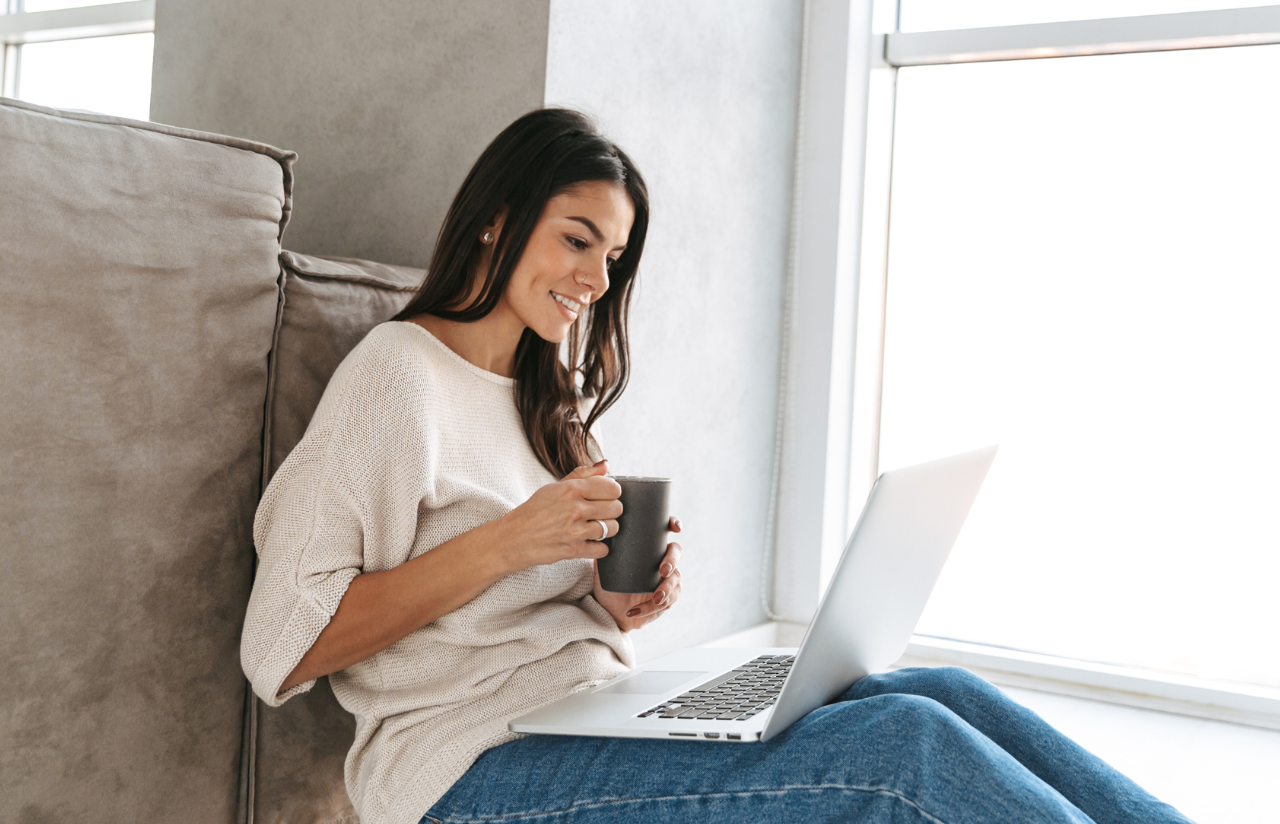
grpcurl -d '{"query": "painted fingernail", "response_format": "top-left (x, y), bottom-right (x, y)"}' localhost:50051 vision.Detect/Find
top-left (594, 458), bottom-right (608, 467)
top-left (655, 591), bottom-right (667, 605)
top-left (660, 563), bottom-right (672, 576)
top-left (626, 607), bottom-right (641, 617)
top-left (674, 518), bottom-right (682, 529)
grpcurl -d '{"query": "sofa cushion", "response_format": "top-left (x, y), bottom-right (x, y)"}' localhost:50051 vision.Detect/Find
top-left (0, 99), bottom-right (293, 824)
top-left (263, 251), bottom-right (424, 479)
top-left (254, 250), bottom-right (421, 824)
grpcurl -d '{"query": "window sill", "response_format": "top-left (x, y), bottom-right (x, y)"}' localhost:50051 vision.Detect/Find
top-left (708, 622), bottom-right (1280, 730)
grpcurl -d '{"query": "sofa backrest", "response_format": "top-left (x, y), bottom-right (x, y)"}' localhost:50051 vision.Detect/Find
top-left (0, 99), bottom-right (294, 824)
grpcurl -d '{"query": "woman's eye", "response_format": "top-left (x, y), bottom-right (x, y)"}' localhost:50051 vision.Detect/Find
top-left (568, 237), bottom-right (588, 251)
top-left (606, 258), bottom-right (618, 270)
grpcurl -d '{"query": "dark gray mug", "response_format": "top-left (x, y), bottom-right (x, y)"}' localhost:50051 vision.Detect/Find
top-left (598, 476), bottom-right (671, 593)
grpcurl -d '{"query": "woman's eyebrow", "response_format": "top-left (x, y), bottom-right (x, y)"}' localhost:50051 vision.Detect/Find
top-left (567, 216), bottom-right (604, 241)
top-left (567, 216), bottom-right (627, 251)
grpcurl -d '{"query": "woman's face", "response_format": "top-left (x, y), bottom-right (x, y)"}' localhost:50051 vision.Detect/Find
top-left (495, 181), bottom-right (634, 344)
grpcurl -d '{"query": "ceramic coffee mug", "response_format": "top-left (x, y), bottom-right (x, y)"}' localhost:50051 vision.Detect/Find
top-left (597, 476), bottom-right (671, 593)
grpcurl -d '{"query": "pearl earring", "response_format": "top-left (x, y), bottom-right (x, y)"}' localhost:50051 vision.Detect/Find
top-left (481, 231), bottom-right (494, 244)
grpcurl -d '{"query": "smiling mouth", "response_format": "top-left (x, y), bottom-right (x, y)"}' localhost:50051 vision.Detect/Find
top-left (552, 292), bottom-right (583, 313)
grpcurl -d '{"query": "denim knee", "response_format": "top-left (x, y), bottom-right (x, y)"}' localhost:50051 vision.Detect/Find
top-left (852, 666), bottom-right (990, 702)
top-left (831, 691), bottom-right (962, 744)
top-left (900, 666), bottom-right (987, 692)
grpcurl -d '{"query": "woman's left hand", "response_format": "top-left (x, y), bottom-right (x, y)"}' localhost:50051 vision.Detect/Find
top-left (593, 517), bottom-right (683, 632)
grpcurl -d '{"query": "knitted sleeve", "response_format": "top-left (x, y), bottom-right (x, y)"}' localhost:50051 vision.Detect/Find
top-left (241, 327), bottom-right (430, 706)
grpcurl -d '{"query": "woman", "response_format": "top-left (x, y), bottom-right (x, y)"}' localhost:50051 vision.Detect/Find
top-left (242, 109), bottom-right (1191, 824)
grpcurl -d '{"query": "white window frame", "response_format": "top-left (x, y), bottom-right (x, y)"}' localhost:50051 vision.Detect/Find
top-left (770, 0), bottom-right (1280, 727)
top-left (0, 0), bottom-right (155, 101)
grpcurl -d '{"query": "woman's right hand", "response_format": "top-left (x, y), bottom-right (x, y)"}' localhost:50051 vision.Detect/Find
top-left (495, 459), bottom-right (622, 572)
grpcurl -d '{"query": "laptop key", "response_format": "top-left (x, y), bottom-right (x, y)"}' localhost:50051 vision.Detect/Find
top-left (636, 654), bottom-right (798, 718)
top-left (695, 670), bottom-right (748, 692)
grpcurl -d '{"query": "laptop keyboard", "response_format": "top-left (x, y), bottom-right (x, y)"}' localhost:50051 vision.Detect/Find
top-left (637, 654), bottom-right (794, 721)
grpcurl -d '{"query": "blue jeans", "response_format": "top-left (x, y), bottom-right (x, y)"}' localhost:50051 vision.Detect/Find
top-left (422, 667), bottom-right (1192, 823)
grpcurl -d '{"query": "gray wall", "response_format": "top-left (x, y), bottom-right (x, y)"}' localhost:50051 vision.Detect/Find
top-left (546, 0), bottom-right (802, 660)
top-left (151, 0), bottom-right (802, 659)
top-left (150, 0), bottom-right (550, 268)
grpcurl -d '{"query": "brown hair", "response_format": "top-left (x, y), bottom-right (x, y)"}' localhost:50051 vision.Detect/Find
top-left (393, 108), bottom-right (649, 477)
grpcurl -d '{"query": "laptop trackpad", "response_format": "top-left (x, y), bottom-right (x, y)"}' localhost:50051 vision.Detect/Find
top-left (595, 671), bottom-right (705, 695)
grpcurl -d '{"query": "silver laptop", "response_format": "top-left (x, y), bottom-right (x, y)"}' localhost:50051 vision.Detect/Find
top-left (510, 446), bottom-right (997, 743)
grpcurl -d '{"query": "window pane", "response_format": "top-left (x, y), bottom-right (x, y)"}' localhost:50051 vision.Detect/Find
top-left (22, 0), bottom-right (136, 12)
top-left (901, 0), bottom-right (1280, 31)
top-left (880, 45), bottom-right (1280, 688)
top-left (18, 32), bottom-right (152, 120)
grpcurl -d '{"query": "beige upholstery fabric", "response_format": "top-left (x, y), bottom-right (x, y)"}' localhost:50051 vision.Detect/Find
top-left (0, 99), bottom-right (293, 824)
top-left (254, 251), bottom-right (421, 824)
top-left (263, 252), bottom-right (423, 479)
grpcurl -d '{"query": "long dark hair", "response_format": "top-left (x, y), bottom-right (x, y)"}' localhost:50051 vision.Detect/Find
top-left (393, 108), bottom-right (649, 478)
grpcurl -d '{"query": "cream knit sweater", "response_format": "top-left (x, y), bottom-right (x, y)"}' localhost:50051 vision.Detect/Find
top-left (241, 321), bottom-right (634, 824)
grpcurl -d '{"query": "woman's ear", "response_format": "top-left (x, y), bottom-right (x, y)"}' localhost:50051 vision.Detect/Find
top-left (483, 206), bottom-right (509, 243)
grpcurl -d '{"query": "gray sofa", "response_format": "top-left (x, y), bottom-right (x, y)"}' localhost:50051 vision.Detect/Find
top-left (1, 98), bottom-right (421, 823)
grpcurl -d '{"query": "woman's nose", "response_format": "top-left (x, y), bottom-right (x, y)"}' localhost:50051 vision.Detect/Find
top-left (583, 257), bottom-right (610, 295)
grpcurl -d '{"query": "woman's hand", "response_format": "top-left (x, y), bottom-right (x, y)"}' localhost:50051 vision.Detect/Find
top-left (594, 517), bottom-right (683, 633)
top-left (493, 460), bottom-right (623, 572)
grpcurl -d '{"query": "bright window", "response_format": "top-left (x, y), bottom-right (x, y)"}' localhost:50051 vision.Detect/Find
top-left (17, 32), bottom-right (152, 119)
top-left (877, 44), bottom-right (1280, 688)
top-left (2, 0), bottom-right (153, 120)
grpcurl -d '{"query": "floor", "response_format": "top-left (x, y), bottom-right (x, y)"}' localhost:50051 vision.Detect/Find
top-left (1002, 686), bottom-right (1280, 824)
